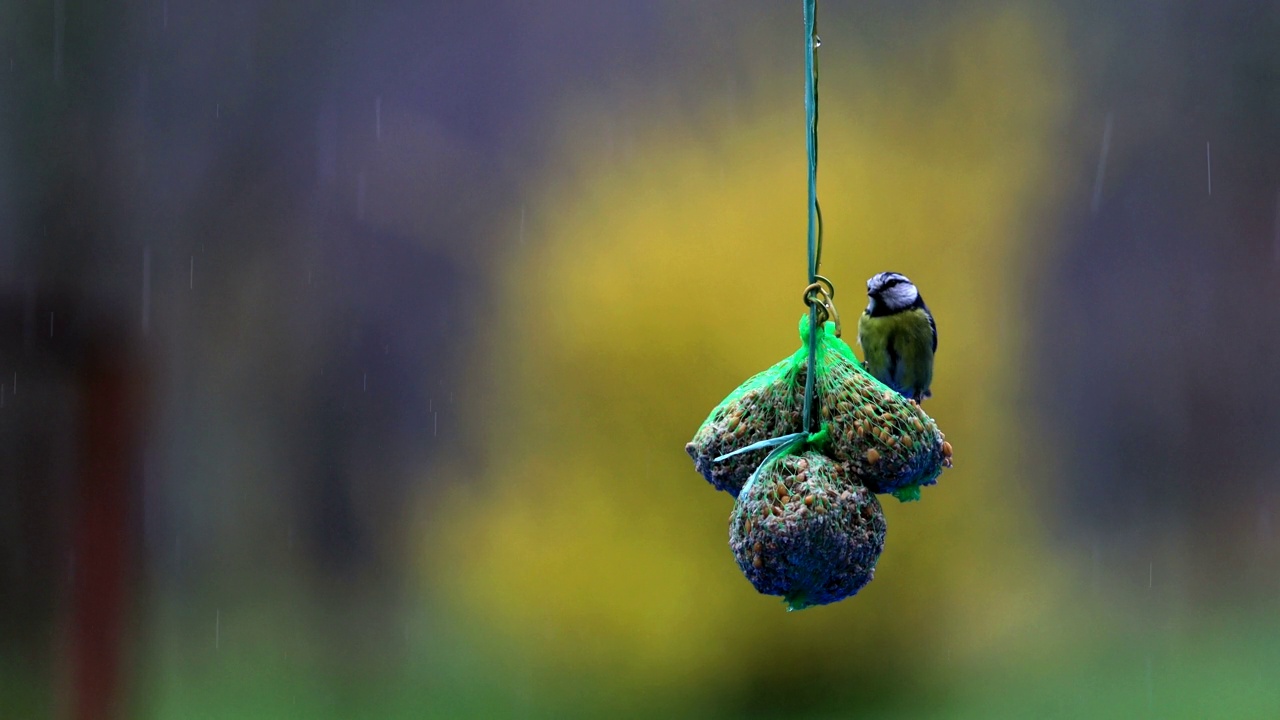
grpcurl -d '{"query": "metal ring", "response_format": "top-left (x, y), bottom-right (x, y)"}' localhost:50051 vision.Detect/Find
top-left (801, 282), bottom-right (842, 337)
top-left (822, 297), bottom-right (842, 337)
top-left (801, 282), bottom-right (830, 309)
top-left (812, 274), bottom-right (835, 300)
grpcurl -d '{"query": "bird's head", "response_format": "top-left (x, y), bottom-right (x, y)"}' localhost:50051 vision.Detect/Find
top-left (866, 271), bottom-right (920, 313)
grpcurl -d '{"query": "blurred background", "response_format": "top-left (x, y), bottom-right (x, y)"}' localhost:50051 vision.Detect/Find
top-left (1, 1), bottom-right (1278, 717)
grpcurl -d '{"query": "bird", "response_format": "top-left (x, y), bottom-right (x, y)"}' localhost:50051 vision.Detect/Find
top-left (857, 271), bottom-right (937, 402)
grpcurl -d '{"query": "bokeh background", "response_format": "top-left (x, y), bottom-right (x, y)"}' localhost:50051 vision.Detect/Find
top-left (2, 1), bottom-right (1279, 718)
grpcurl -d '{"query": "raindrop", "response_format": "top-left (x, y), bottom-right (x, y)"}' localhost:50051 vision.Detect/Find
top-left (357, 171), bottom-right (367, 219)
top-left (1091, 112), bottom-right (1112, 215)
top-left (1272, 187), bottom-right (1279, 265)
top-left (813, 35), bottom-right (821, 48)
top-left (433, 411), bottom-right (438, 437)
top-left (1145, 655), bottom-right (1153, 708)
top-left (53, 0), bottom-right (64, 82)
top-left (190, 256), bottom-right (194, 289)
top-left (363, 372), bottom-right (367, 391)
top-left (142, 246), bottom-right (151, 335)
top-left (1206, 141), bottom-right (1212, 196)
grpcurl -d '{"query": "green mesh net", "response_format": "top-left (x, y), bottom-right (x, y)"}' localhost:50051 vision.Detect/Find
top-left (730, 451), bottom-right (885, 610)
top-left (686, 316), bottom-right (951, 503)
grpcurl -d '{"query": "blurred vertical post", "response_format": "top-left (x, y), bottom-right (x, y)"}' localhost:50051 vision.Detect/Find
top-left (69, 331), bottom-right (143, 720)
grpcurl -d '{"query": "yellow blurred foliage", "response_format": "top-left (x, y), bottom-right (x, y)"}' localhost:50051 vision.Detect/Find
top-left (424, 5), bottom-right (1075, 701)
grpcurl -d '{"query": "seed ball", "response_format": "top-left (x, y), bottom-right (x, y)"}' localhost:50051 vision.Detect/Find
top-left (686, 376), bottom-right (798, 497)
top-left (866, 448), bottom-right (880, 464)
top-left (729, 452), bottom-right (887, 610)
top-left (690, 316), bottom-right (949, 501)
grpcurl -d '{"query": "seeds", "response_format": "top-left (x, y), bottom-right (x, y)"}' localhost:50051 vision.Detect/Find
top-left (729, 450), bottom-right (887, 609)
top-left (942, 441), bottom-right (953, 458)
top-left (689, 318), bottom-right (949, 503)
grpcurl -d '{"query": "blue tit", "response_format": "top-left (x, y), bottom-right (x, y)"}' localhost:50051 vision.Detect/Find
top-left (856, 271), bottom-right (937, 402)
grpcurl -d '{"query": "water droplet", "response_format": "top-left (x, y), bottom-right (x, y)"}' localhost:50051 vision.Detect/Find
top-left (142, 246), bottom-right (151, 335)
top-left (813, 35), bottom-right (821, 48)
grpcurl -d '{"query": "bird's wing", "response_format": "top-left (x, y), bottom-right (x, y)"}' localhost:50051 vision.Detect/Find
top-left (927, 308), bottom-right (937, 353)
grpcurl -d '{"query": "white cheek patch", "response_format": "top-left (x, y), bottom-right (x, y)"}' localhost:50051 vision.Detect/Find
top-left (882, 284), bottom-right (918, 311)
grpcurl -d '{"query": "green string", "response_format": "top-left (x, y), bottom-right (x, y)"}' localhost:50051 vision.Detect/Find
top-left (713, 1), bottom-right (827, 477)
top-left (800, 0), bottom-right (823, 435)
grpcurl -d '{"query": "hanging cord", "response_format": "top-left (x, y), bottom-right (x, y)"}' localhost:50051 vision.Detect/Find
top-left (712, 0), bottom-right (833, 471)
top-left (800, 0), bottom-right (825, 435)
